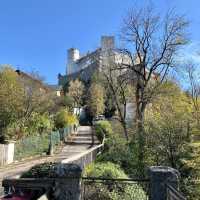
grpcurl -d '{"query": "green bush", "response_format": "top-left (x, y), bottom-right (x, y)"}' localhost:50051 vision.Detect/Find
top-left (97, 135), bottom-right (141, 176)
top-left (95, 120), bottom-right (113, 141)
top-left (84, 162), bottom-right (127, 178)
top-left (94, 120), bottom-right (143, 176)
top-left (84, 162), bottom-right (147, 200)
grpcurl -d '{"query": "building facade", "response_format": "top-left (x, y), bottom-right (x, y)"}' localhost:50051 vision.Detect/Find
top-left (58, 36), bottom-right (133, 86)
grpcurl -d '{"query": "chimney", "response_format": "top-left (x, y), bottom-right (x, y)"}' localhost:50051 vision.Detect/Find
top-left (67, 48), bottom-right (80, 75)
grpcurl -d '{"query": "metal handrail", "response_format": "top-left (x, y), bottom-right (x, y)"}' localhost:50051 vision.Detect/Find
top-left (82, 177), bottom-right (149, 182)
top-left (166, 183), bottom-right (186, 200)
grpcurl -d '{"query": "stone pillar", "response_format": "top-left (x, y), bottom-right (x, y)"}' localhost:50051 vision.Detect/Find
top-left (148, 166), bottom-right (180, 200)
top-left (48, 164), bottom-right (82, 200)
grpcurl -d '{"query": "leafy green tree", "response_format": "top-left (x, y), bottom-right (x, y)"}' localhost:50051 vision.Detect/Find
top-left (0, 65), bottom-right (58, 141)
top-left (0, 66), bottom-right (25, 141)
top-left (145, 82), bottom-right (192, 168)
top-left (144, 82), bottom-right (200, 199)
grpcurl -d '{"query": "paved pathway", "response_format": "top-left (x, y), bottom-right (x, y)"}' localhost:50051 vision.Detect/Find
top-left (0, 126), bottom-right (100, 196)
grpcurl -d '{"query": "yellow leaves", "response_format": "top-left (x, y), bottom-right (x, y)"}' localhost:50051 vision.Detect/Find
top-left (147, 81), bottom-right (192, 122)
top-left (67, 114), bottom-right (78, 125)
top-left (54, 109), bottom-right (78, 129)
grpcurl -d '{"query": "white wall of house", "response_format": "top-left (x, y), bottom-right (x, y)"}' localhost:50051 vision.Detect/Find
top-left (0, 142), bottom-right (15, 166)
top-left (126, 103), bottom-right (135, 122)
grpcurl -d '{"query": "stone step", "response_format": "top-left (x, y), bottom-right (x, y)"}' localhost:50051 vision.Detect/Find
top-left (67, 136), bottom-right (98, 141)
top-left (76, 131), bottom-right (94, 135)
top-left (72, 138), bottom-right (99, 142)
top-left (73, 136), bottom-right (98, 140)
top-left (66, 141), bottom-right (100, 145)
top-left (70, 133), bottom-right (95, 137)
top-left (77, 131), bottom-right (92, 135)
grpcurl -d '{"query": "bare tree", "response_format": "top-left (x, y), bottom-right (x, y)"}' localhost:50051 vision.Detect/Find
top-left (101, 60), bottom-right (132, 141)
top-left (184, 63), bottom-right (200, 125)
top-left (119, 5), bottom-right (188, 167)
top-left (68, 79), bottom-right (85, 109)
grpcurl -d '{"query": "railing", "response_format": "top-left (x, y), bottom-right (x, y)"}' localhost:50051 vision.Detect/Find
top-left (82, 177), bottom-right (149, 200)
top-left (2, 165), bottom-right (189, 200)
top-left (2, 132), bottom-right (104, 199)
top-left (167, 184), bottom-right (186, 200)
top-left (63, 143), bottom-right (103, 167)
top-left (2, 177), bottom-right (150, 200)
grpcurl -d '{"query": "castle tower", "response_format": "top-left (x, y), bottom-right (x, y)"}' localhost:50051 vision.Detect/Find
top-left (101, 36), bottom-right (115, 68)
top-left (101, 36), bottom-right (115, 51)
top-left (67, 48), bottom-right (80, 75)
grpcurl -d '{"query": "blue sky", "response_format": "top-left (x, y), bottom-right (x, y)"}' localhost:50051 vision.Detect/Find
top-left (0, 0), bottom-right (199, 84)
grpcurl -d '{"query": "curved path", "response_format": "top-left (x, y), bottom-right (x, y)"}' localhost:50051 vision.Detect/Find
top-left (0, 126), bottom-right (100, 196)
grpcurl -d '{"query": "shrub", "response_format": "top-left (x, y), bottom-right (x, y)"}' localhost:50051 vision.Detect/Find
top-left (97, 135), bottom-right (133, 173)
top-left (21, 162), bottom-right (58, 178)
top-left (4, 113), bottom-right (53, 141)
top-left (95, 120), bottom-right (113, 141)
top-left (54, 109), bottom-right (78, 129)
top-left (84, 162), bottom-right (127, 178)
top-left (3, 122), bottom-right (21, 141)
top-left (95, 120), bottom-right (142, 176)
top-left (21, 163), bottom-right (82, 179)
top-left (26, 113), bottom-right (53, 135)
top-left (84, 162), bottom-right (147, 200)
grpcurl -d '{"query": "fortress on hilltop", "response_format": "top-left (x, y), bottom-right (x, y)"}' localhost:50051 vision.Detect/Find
top-left (58, 36), bottom-right (132, 86)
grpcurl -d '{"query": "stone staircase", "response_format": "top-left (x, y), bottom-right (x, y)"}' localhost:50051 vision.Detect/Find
top-left (0, 126), bottom-right (100, 197)
top-left (67, 126), bottom-right (100, 145)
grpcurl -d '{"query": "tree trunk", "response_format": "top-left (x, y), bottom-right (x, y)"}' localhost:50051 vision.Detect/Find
top-left (121, 120), bottom-right (129, 141)
top-left (114, 96), bottom-right (129, 141)
top-left (135, 83), bottom-right (146, 177)
top-left (122, 102), bottom-right (129, 141)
